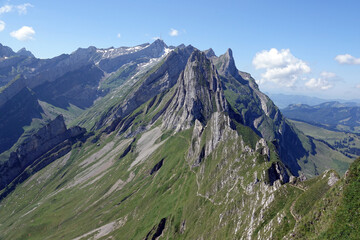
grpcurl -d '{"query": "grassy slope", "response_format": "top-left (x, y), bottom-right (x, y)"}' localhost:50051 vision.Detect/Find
top-left (0, 97), bottom-right (344, 239)
top-left (290, 158), bottom-right (360, 239)
top-left (285, 120), bottom-right (353, 177)
top-left (290, 119), bottom-right (360, 159)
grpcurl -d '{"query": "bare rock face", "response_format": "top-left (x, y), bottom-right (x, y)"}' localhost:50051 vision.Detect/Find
top-left (0, 115), bottom-right (85, 193)
top-left (187, 119), bottom-right (204, 165)
top-left (266, 162), bottom-right (290, 186)
top-left (95, 45), bottom-right (195, 130)
top-left (0, 43), bottom-right (16, 58)
top-left (204, 48), bottom-right (216, 58)
top-left (214, 48), bottom-right (239, 78)
top-left (99, 39), bottom-right (167, 73)
top-left (162, 50), bottom-right (227, 132)
top-left (16, 48), bottom-right (35, 58)
top-left (256, 138), bottom-right (270, 161)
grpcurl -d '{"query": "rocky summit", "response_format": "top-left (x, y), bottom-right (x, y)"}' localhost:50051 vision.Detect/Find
top-left (0, 40), bottom-right (358, 239)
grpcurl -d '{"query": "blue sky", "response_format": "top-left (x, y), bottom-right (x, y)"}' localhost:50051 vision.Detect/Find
top-left (1, 0), bottom-right (359, 99)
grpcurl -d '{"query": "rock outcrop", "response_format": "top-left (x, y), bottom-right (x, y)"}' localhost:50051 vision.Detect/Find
top-left (0, 43), bottom-right (16, 58)
top-left (16, 48), bottom-right (35, 58)
top-left (266, 162), bottom-right (290, 185)
top-left (161, 50), bottom-right (227, 132)
top-left (0, 115), bottom-right (85, 197)
top-left (95, 45), bottom-right (195, 130)
top-left (0, 87), bottom-right (44, 154)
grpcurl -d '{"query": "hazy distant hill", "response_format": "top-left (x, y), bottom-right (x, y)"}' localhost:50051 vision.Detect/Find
top-left (282, 101), bottom-right (360, 133)
top-left (268, 93), bottom-right (360, 109)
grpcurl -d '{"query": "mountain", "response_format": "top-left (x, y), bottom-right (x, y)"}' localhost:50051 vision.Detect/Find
top-left (0, 40), bottom-right (171, 155)
top-left (268, 93), bottom-right (360, 109)
top-left (0, 43), bottom-right (16, 58)
top-left (282, 101), bottom-right (360, 133)
top-left (16, 48), bottom-right (35, 58)
top-left (0, 41), bottom-right (357, 239)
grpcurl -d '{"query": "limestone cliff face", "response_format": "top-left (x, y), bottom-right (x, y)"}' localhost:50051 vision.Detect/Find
top-left (211, 49), bottom-right (306, 176)
top-left (0, 115), bottom-right (85, 192)
top-left (161, 50), bottom-right (227, 132)
top-left (212, 48), bottom-right (283, 138)
top-left (95, 45), bottom-right (195, 130)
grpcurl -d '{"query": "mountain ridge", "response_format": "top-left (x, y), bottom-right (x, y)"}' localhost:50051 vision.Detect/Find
top-left (282, 101), bottom-right (360, 134)
top-left (0, 40), bottom-right (357, 239)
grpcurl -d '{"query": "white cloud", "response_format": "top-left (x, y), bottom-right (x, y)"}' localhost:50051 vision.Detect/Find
top-left (356, 84), bottom-right (360, 89)
top-left (10, 26), bottom-right (35, 41)
top-left (252, 48), bottom-right (311, 87)
top-left (305, 78), bottom-right (333, 90)
top-left (304, 71), bottom-right (338, 90)
top-left (152, 36), bottom-right (161, 40)
top-left (169, 28), bottom-right (179, 37)
top-left (320, 71), bottom-right (336, 78)
top-left (0, 5), bottom-right (12, 14)
top-left (335, 54), bottom-right (360, 65)
top-left (0, 3), bottom-right (33, 15)
top-left (0, 20), bottom-right (5, 31)
top-left (16, 3), bottom-right (33, 15)
top-left (117, 33), bottom-right (121, 38)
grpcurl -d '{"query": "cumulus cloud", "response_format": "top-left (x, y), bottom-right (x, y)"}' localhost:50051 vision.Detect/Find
top-left (305, 71), bottom-right (338, 90)
top-left (10, 26), bottom-right (35, 41)
top-left (335, 54), bottom-right (360, 65)
top-left (252, 48), bottom-right (311, 87)
top-left (0, 20), bottom-right (4, 31)
top-left (117, 33), bottom-right (121, 38)
top-left (305, 78), bottom-right (333, 90)
top-left (169, 28), bottom-right (179, 37)
top-left (0, 3), bottom-right (33, 15)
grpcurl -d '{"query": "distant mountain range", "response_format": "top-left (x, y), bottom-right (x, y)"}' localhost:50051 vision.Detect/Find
top-left (282, 101), bottom-right (360, 133)
top-left (267, 93), bottom-right (360, 109)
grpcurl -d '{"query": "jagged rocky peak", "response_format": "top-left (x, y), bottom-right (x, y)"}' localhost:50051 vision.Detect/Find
top-left (215, 48), bottom-right (239, 77)
top-left (16, 48), bottom-right (35, 58)
top-left (69, 46), bottom-right (99, 63)
top-left (177, 43), bottom-right (186, 49)
top-left (161, 49), bottom-right (228, 131)
top-left (204, 48), bottom-right (216, 58)
top-left (144, 39), bottom-right (168, 56)
top-left (151, 38), bottom-right (167, 48)
top-left (0, 43), bottom-right (16, 58)
top-left (94, 45), bottom-right (196, 132)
